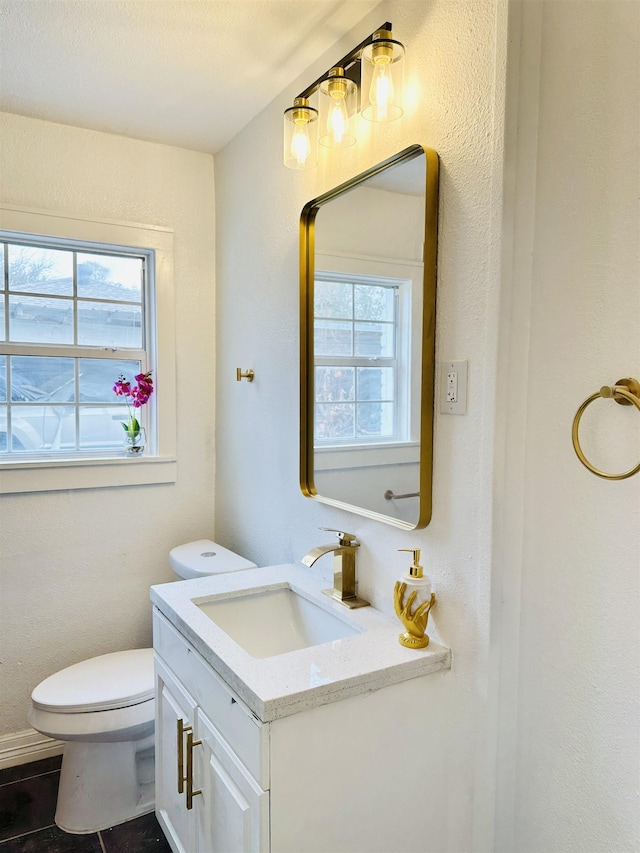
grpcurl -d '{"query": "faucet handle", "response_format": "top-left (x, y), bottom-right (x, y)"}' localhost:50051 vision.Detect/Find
top-left (319, 528), bottom-right (358, 546)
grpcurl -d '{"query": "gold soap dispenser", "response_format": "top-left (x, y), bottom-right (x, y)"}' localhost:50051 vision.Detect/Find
top-left (393, 548), bottom-right (436, 649)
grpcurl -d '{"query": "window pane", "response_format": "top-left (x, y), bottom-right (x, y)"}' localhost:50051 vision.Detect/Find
top-left (354, 321), bottom-right (394, 357)
top-left (11, 356), bottom-right (75, 402)
top-left (314, 280), bottom-right (352, 319)
top-left (315, 320), bottom-right (352, 357)
top-left (0, 405), bottom-right (26, 451)
top-left (354, 284), bottom-right (395, 321)
top-left (0, 405), bottom-right (8, 450)
top-left (0, 244), bottom-right (4, 289)
top-left (7, 245), bottom-right (73, 295)
top-left (315, 402), bottom-right (355, 440)
top-left (357, 367), bottom-right (394, 402)
top-left (77, 253), bottom-right (142, 301)
top-left (79, 358), bottom-right (141, 403)
top-left (10, 404), bottom-right (76, 452)
top-left (77, 301), bottom-right (142, 348)
top-left (9, 295), bottom-right (73, 344)
top-left (0, 356), bottom-right (5, 402)
top-left (315, 366), bottom-right (354, 403)
top-left (356, 402), bottom-right (394, 438)
top-left (0, 298), bottom-right (5, 342)
top-left (79, 405), bottom-right (128, 450)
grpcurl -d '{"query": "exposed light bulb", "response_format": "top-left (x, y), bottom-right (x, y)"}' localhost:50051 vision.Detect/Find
top-left (369, 59), bottom-right (394, 120)
top-left (361, 31), bottom-right (404, 123)
top-left (290, 119), bottom-right (311, 168)
top-left (284, 97), bottom-right (317, 169)
top-left (319, 69), bottom-right (356, 148)
top-left (326, 93), bottom-right (349, 145)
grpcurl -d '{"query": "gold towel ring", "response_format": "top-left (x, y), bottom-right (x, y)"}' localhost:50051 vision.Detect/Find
top-left (571, 377), bottom-right (640, 480)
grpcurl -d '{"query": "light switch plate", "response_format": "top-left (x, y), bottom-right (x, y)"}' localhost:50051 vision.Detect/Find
top-left (439, 360), bottom-right (468, 414)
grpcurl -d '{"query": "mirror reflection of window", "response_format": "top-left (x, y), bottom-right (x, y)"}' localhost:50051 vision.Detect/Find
top-left (314, 273), bottom-right (411, 445)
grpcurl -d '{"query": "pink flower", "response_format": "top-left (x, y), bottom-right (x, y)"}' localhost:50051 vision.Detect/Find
top-left (113, 378), bottom-right (131, 397)
top-left (114, 371), bottom-right (154, 437)
top-left (135, 372), bottom-right (154, 394)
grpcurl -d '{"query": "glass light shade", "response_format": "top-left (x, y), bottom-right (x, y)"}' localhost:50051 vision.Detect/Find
top-left (318, 68), bottom-right (357, 149)
top-left (361, 32), bottom-right (405, 122)
top-left (283, 98), bottom-right (318, 170)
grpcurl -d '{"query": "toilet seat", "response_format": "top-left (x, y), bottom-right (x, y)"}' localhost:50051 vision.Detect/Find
top-left (29, 648), bottom-right (155, 744)
top-left (31, 648), bottom-right (154, 714)
top-left (28, 696), bottom-right (155, 743)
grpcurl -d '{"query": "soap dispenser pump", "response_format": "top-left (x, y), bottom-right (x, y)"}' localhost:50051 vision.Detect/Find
top-left (393, 548), bottom-right (436, 649)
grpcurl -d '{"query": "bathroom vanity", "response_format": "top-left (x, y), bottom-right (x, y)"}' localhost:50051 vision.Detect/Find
top-left (151, 564), bottom-right (451, 853)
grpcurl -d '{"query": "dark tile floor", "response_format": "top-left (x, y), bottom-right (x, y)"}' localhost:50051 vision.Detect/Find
top-left (0, 757), bottom-right (171, 852)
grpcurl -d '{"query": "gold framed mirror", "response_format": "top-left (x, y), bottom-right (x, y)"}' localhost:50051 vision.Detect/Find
top-left (300, 145), bottom-right (439, 529)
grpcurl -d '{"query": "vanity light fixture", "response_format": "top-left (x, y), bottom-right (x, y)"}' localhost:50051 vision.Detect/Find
top-left (283, 23), bottom-right (405, 170)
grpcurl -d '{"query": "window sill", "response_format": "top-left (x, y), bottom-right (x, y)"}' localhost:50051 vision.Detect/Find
top-left (314, 441), bottom-right (419, 471)
top-left (0, 454), bottom-right (177, 494)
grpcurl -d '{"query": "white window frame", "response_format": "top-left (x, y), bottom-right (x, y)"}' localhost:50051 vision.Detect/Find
top-left (0, 205), bottom-right (176, 494)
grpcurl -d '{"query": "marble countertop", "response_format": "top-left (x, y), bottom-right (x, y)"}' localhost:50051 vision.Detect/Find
top-left (150, 563), bottom-right (451, 722)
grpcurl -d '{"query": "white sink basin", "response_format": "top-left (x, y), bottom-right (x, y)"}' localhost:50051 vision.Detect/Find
top-left (194, 586), bottom-right (359, 658)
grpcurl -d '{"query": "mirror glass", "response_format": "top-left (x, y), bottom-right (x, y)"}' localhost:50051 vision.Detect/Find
top-left (300, 145), bottom-right (439, 529)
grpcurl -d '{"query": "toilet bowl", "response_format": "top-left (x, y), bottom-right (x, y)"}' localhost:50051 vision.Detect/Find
top-left (28, 649), bottom-right (155, 834)
top-left (28, 540), bottom-right (257, 834)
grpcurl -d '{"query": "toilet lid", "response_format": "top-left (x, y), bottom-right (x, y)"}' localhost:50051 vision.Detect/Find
top-left (31, 648), bottom-right (154, 714)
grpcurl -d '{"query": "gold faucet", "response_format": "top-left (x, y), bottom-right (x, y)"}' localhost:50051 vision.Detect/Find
top-left (301, 528), bottom-right (370, 609)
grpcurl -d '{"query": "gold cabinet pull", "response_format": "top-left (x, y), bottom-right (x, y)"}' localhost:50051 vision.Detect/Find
top-left (572, 377), bottom-right (640, 480)
top-left (186, 731), bottom-right (202, 810)
top-left (176, 719), bottom-right (192, 794)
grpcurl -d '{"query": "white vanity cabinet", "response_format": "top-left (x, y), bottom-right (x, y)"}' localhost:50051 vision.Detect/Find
top-left (154, 611), bottom-right (269, 853)
top-left (155, 656), bottom-right (197, 852)
top-left (152, 566), bottom-right (451, 853)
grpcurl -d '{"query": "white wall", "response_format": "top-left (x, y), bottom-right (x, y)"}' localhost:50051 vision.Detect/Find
top-left (493, 3), bottom-right (640, 851)
top-left (216, 0), bottom-right (638, 850)
top-left (215, 2), bottom-right (505, 850)
top-left (0, 113), bottom-right (217, 737)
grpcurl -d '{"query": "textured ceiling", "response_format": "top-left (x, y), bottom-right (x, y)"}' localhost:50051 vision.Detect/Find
top-left (0, 0), bottom-right (380, 153)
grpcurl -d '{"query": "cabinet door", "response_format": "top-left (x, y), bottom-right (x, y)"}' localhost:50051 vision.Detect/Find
top-left (155, 657), bottom-right (198, 853)
top-left (195, 708), bottom-right (269, 853)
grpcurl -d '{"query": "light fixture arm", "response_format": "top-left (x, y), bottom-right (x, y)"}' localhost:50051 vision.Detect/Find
top-left (295, 22), bottom-right (393, 102)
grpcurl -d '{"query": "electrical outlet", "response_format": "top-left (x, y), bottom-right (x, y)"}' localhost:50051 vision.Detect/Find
top-left (440, 360), bottom-right (468, 414)
top-left (446, 371), bottom-right (458, 402)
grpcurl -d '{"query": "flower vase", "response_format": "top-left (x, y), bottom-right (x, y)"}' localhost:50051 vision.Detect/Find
top-left (124, 427), bottom-right (146, 457)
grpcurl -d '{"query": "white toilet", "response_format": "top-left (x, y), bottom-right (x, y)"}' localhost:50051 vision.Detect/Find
top-left (28, 540), bottom-right (257, 834)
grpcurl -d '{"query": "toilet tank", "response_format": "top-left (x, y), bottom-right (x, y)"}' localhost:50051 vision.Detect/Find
top-left (169, 539), bottom-right (257, 580)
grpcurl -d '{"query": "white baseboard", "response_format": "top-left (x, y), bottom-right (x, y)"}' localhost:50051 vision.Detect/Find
top-left (0, 728), bottom-right (64, 770)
